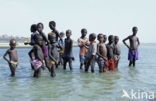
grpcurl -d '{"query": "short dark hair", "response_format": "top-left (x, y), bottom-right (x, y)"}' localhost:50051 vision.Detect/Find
top-left (31, 24), bottom-right (37, 32)
top-left (132, 26), bottom-right (138, 31)
top-left (81, 28), bottom-right (87, 33)
top-left (98, 33), bottom-right (103, 38)
top-left (37, 23), bottom-right (44, 29)
top-left (10, 39), bottom-right (16, 44)
top-left (108, 35), bottom-right (114, 40)
top-left (89, 33), bottom-right (96, 40)
top-left (49, 21), bottom-right (56, 27)
top-left (66, 29), bottom-right (72, 34)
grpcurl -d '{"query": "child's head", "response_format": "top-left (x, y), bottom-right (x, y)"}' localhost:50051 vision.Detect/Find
top-left (9, 39), bottom-right (16, 49)
top-left (37, 23), bottom-right (44, 33)
top-left (89, 33), bottom-right (96, 42)
top-left (103, 35), bottom-right (107, 43)
top-left (66, 29), bottom-right (72, 38)
top-left (98, 33), bottom-right (104, 43)
top-left (35, 35), bottom-right (43, 46)
top-left (114, 36), bottom-right (119, 44)
top-left (49, 21), bottom-right (56, 31)
top-left (60, 32), bottom-right (65, 39)
top-left (81, 28), bottom-right (87, 37)
top-left (30, 24), bottom-right (37, 33)
top-left (132, 26), bottom-right (138, 35)
top-left (108, 35), bottom-right (114, 44)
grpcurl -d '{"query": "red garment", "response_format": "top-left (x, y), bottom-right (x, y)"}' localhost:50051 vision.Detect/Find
top-left (106, 59), bottom-right (115, 71)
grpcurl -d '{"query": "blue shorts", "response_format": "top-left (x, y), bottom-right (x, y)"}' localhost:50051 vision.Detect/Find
top-left (80, 56), bottom-right (85, 64)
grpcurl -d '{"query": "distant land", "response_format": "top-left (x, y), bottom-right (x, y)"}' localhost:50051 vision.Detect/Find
top-left (0, 34), bottom-right (156, 48)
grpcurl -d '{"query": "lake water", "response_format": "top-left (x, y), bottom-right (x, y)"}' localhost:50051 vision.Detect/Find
top-left (0, 46), bottom-right (156, 101)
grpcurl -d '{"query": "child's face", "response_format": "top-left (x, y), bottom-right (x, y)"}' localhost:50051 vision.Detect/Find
top-left (10, 41), bottom-right (16, 49)
top-left (49, 24), bottom-right (55, 31)
top-left (104, 36), bottom-right (107, 43)
top-left (109, 36), bottom-right (114, 43)
top-left (60, 34), bottom-right (64, 39)
top-left (66, 31), bottom-right (71, 38)
top-left (82, 30), bottom-right (87, 37)
top-left (115, 37), bottom-right (119, 44)
top-left (133, 28), bottom-right (138, 35)
top-left (37, 24), bottom-right (43, 33)
top-left (98, 35), bottom-right (104, 42)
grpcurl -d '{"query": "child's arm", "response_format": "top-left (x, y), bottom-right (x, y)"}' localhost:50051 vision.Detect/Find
top-left (48, 45), bottom-right (57, 63)
top-left (42, 33), bottom-right (49, 45)
top-left (137, 37), bottom-right (140, 48)
top-left (96, 44), bottom-right (107, 61)
top-left (3, 49), bottom-right (10, 64)
top-left (123, 36), bottom-right (130, 49)
top-left (28, 49), bottom-right (34, 60)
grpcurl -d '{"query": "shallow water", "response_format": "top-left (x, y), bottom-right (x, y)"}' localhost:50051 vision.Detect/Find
top-left (0, 46), bottom-right (156, 101)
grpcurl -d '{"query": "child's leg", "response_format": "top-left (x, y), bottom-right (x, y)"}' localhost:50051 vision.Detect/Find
top-left (99, 66), bottom-right (103, 73)
top-left (80, 56), bottom-right (84, 69)
top-left (63, 58), bottom-right (67, 70)
top-left (44, 57), bottom-right (49, 70)
top-left (133, 59), bottom-right (136, 67)
top-left (69, 59), bottom-right (73, 70)
top-left (110, 60), bottom-right (115, 71)
top-left (91, 61), bottom-right (95, 73)
top-left (91, 56), bottom-right (96, 73)
top-left (34, 68), bottom-right (41, 77)
top-left (51, 64), bottom-right (56, 77)
top-left (9, 63), bottom-right (16, 76)
top-left (85, 61), bottom-right (90, 72)
top-left (28, 49), bottom-right (34, 70)
top-left (116, 60), bottom-right (119, 68)
top-left (129, 61), bottom-right (132, 66)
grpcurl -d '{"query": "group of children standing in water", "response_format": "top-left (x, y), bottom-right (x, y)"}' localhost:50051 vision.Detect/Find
top-left (3, 21), bottom-right (140, 77)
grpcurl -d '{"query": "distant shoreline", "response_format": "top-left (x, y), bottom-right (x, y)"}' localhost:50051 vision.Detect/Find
top-left (0, 43), bottom-right (156, 48)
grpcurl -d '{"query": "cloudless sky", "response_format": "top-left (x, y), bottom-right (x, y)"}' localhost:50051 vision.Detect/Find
top-left (0, 0), bottom-right (156, 43)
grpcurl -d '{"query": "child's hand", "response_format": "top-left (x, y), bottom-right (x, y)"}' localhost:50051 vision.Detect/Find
top-left (8, 61), bottom-right (11, 64)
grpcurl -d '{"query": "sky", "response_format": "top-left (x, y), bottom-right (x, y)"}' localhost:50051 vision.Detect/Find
top-left (0, 0), bottom-right (156, 43)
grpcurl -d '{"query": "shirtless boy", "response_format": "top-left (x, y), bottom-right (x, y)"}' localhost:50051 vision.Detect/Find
top-left (123, 27), bottom-right (140, 67)
top-left (3, 39), bottom-right (18, 76)
top-left (114, 36), bottom-right (121, 68)
top-left (97, 34), bottom-right (107, 72)
top-left (106, 35), bottom-right (115, 71)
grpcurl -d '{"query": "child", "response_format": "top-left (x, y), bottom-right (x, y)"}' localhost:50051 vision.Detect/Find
top-left (103, 35), bottom-right (107, 43)
top-left (48, 34), bottom-right (62, 77)
top-left (97, 34), bottom-right (107, 73)
top-left (24, 24), bottom-right (38, 69)
top-left (37, 23), bottom-right (50, 70)
top-left (114, 36), bottom-right (121, 68)
top-left (3, 39), bottom-right (18, 76)
top-left (123, 27), bottom-right (140, 67)
top-left (62, 30), bottom-right (74, 70)
top-left (106, 35), bottom-right (115, 71)
top-left (85, 33), bottom-right (97, 73)
top-left (31, 35), bottom-right (44, 77)
top-left (48, 21), bottom-right (62, 42)
top-left (58, 32), bottom-right (65, 66)
top-left (78, 28), bottom-right (89, 69)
